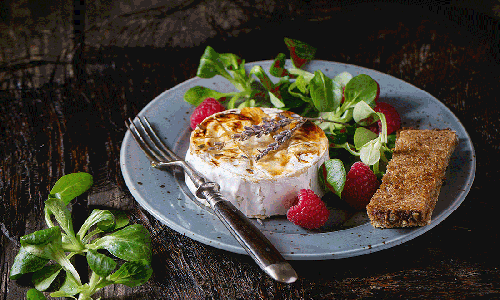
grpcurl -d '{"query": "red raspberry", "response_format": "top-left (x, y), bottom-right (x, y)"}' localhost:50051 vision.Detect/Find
top-left (190, 98), bottom-right (225, 130)
top-left (342, 162), bottom-right (379, 210)
top-left (286, 189), bottom-right (330, 229)
top-left (367, 102), bottom-right (401, 135)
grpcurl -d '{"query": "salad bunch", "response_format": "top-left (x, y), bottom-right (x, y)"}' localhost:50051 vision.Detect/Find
top-left (184, 38), bottom-right (397, 200)
top-left (9, 173), bottom-right (152, 300)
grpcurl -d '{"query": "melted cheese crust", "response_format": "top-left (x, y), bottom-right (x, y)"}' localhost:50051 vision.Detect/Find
top-left (185, 107), bottom-right (329, 218)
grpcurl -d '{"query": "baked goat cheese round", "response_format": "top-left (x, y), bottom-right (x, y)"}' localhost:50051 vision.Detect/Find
top-left (184, 107), bottom-right (329, 219)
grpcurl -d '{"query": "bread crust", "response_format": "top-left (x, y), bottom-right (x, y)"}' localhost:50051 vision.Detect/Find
top-left (366, 128), bottom-right (458, 228)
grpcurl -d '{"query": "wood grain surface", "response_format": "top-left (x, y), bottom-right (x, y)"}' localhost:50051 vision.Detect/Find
top-left (1, 2), bottom-right (500, 299)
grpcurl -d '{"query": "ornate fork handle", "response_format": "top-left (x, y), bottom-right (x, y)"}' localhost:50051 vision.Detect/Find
top-left (197, 182), bottom-right (297, 282)
top-left (128, 118), bottom-right (297, 283)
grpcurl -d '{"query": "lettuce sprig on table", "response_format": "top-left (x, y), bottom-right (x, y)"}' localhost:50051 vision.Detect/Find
top-left (10, 173), bottom-right (153, 300)
top-left (184, 38), bottom-right (396, 198)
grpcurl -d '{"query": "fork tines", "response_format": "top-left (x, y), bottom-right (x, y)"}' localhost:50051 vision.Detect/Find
top-left (125, 117), bottom-right (180, 164)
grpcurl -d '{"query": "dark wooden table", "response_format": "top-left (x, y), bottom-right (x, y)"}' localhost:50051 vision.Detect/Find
top-left (2, 2), bottom-right (500, 299)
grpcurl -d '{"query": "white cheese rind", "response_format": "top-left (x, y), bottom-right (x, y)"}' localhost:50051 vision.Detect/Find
top-left (184, 107), bottom-right (329, 219)
top-left (185, 148), bottom-right (329, 218)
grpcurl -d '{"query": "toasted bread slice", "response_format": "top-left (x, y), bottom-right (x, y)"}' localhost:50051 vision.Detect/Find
top-left (366, 129), bottom-right (458, 228)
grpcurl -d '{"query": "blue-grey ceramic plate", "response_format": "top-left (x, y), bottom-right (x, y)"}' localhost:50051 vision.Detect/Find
top-left (120, 60), bottom-right (475, 260)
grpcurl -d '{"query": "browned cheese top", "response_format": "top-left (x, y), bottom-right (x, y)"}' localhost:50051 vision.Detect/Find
top-left (189, 107), bottom-right (329, 178)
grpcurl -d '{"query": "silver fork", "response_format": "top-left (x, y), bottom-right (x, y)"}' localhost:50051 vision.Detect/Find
top-left (125, 116), bottom-right (298, 283)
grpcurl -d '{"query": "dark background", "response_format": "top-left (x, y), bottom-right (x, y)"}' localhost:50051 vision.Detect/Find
top-left (1, 0), bottom-right (500, 299)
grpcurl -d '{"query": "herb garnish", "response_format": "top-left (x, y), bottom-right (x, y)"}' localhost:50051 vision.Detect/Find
top-left (233, 113), bottom-right (297, 142)
top-left (184, 38), bottom-right (396, 196)
top-left (9, 172), bottom-right (152, 300)
top-left (232, 113), bottom-right (339, 161)
top-left (253, 114), bottom-right (307, 161)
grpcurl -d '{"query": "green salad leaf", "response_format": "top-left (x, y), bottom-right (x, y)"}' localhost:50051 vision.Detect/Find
top-left (107, 260), bottom-right (153, 288)
top-left (32, 265), bottom-right (62, 291)
top-left (309, 70), bottom-right (336, 112)
top-left (10, 247), bottom-right (50, 280)
top-left (90, 224), bottom-right (152, 263)
top-left (183, 86), bottom-right (236, 106)
top-left (320, 159), bottom-right (346, 198)
top-left (26, 288), bottom-right (46, 300)
top-left (86, 249), bottom-right (117, 278)
top-left (270, 53), bottom-right (292, 77)
top-left (49, 172), bottom-right (93, 205)
top-left (284, 37), bottom-right (317, 68)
